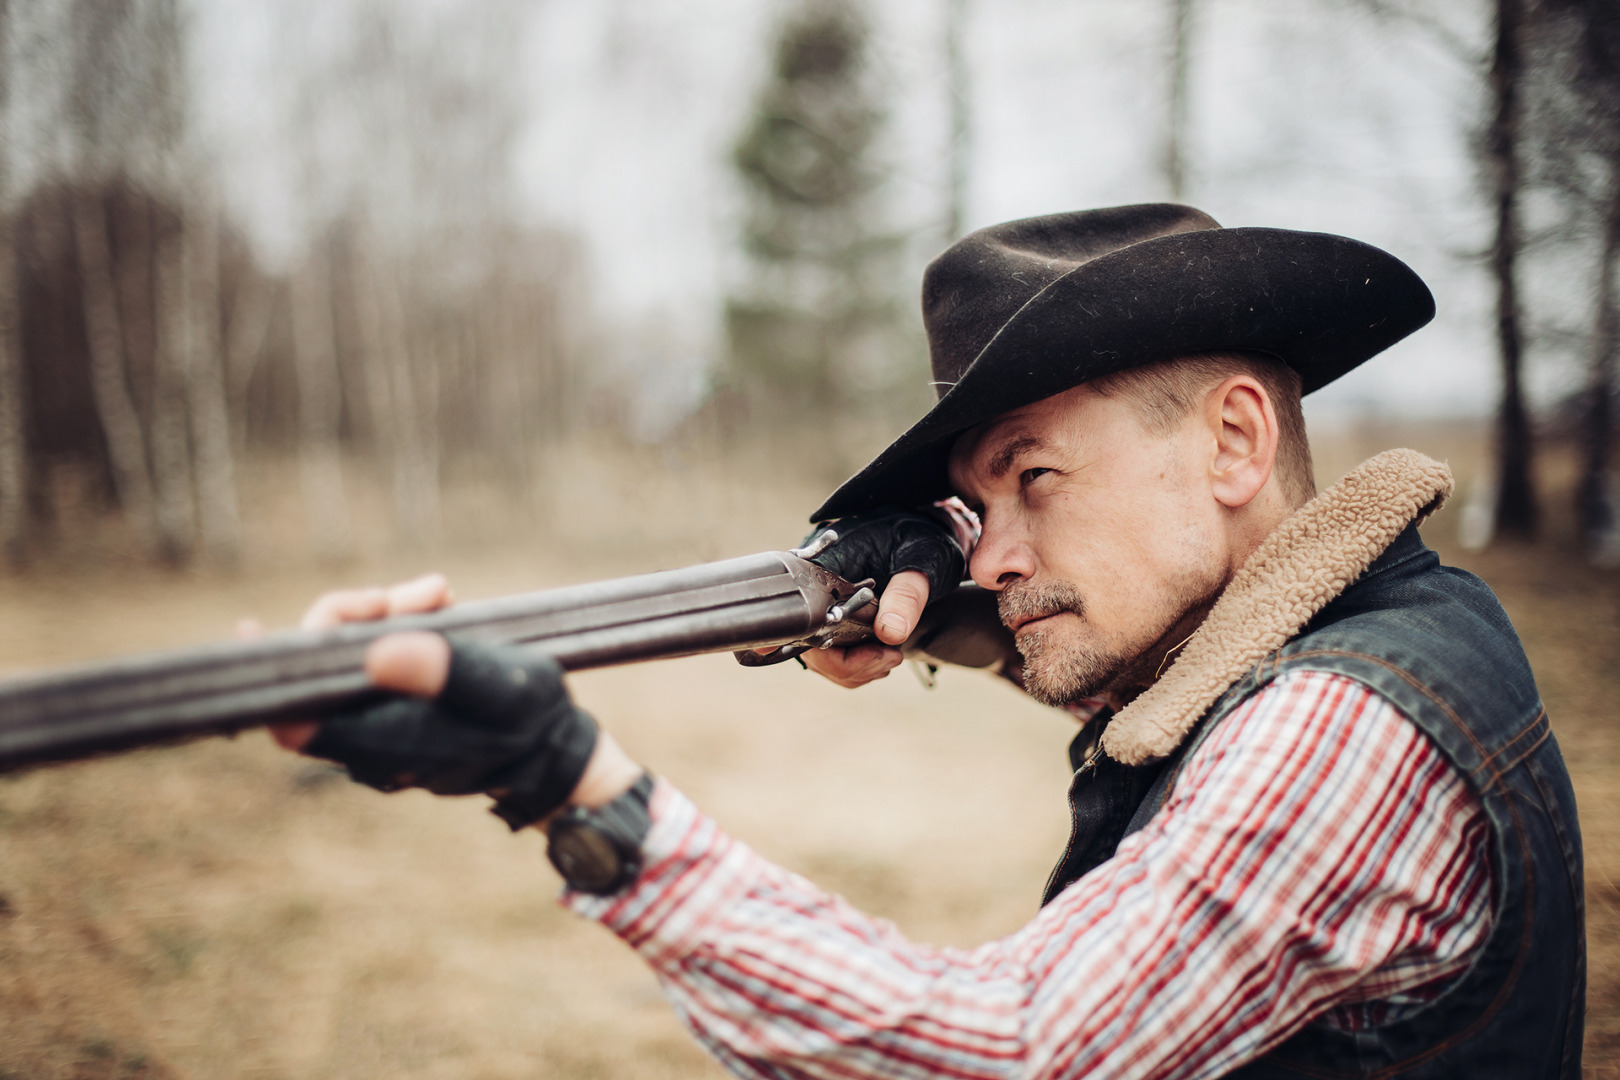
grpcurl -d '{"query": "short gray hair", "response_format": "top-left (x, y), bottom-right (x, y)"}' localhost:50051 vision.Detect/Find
top-left (1087, 352), bottom-right (1315, 507)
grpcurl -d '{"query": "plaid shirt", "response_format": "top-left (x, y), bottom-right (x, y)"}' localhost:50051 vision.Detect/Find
top-left (565, 669), bottom-right (1491, 1080)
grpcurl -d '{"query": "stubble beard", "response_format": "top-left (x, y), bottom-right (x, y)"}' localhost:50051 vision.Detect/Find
top-left (1001, 575), bottom-right (1222, 708)
top-left (1000, 581), bottom-right (1126, 706)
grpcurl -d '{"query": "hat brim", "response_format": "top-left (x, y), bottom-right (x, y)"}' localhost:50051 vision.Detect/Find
top-left (810, 226), bottom-right (1435, 521)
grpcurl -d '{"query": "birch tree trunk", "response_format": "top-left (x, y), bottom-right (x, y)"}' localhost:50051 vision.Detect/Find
top-left (289, 251), bottom-right (352, 559)
top-left (183, 200), bottom-right (241, 564)
top-left (349, 243), bottom-right (399, 487)
top-left (0, 3), bottom-right (24, 564)
top-left (382, 273), bottom-right (439, 543)
top-left (0, 215), bottom-right (26, 562)
top-left (223, 271), bottom-right (275, 456)
top-left (152, 213), bottom-right (197, 563)
top-left (943, 0), bottom-right (970, 241)
top-left (73, 194), bottom-right (160, 553)
top-left (351, 246), bottom-right (438, 541)
top-left (489, 285), bottom-right (533, 490)
top-left (1165, 0), bottom-right (1193, 201)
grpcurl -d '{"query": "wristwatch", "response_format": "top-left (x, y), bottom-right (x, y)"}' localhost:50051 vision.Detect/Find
top-left (545, 772), bottom-right (655, 894)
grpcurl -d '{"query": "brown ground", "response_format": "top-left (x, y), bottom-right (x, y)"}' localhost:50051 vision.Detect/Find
top-left (0, 430), bottom-right (1615, 1078)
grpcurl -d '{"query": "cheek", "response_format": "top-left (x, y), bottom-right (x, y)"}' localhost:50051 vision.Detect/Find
top-left (1020, 436), bottom-right (1212, 604)
top-left (1051, 487), bottom-right (1215, 623)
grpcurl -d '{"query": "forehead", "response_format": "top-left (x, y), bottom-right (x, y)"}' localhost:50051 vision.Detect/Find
top-left (946, 385), bottom-right (1097, 490)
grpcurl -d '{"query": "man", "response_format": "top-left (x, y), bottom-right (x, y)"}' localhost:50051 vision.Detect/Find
top-left (280, 205), bottom-right (1584, 1078)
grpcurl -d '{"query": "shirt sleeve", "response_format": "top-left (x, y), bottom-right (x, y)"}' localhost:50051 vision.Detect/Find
top-left (561, 671), bottom-right (1492, 1080)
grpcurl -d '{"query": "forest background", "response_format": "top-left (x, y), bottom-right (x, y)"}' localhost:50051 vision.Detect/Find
top-left (1, 0), bottom-right (1618, 1076)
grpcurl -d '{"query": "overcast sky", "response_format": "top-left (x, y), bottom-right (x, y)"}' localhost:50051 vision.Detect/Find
top-left (190, 0), bottom-right (1577, 429)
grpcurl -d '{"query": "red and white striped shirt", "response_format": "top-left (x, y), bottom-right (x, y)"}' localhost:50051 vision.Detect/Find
top-left (564, 671), bottom-right (1492, 1080)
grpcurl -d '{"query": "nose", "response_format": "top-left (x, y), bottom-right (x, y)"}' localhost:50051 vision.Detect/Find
top-left (969, 522), bottom-right (1035, 591)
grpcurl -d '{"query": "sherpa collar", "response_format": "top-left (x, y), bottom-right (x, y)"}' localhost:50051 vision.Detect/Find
top-left (1101, 448), bottom-right (1455, 766)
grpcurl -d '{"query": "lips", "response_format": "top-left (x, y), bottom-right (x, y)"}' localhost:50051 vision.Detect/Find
top-left (1009, 611), bottom-right (1065, 634)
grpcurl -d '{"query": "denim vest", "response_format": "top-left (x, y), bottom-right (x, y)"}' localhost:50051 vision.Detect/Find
top-left (1042, 525), bottom-right (1585, 1078)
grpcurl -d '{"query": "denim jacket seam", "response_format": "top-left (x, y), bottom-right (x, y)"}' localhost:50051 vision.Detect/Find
top-left (1467, 709), bottom-right (1548, 780)
top-left (1479, 721), bottom-right (1550, 784)
top-left (1520, 754), bottom-right (1588, 1076)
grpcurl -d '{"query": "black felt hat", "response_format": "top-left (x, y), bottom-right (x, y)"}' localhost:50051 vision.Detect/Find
top-left (810, 203), bottom-right (1435, 521)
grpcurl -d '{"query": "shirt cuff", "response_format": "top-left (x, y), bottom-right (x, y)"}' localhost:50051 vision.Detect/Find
top-left (934, 496), bottom-right (981, 561)
top-left (558, 778), bottom-right (758, 969)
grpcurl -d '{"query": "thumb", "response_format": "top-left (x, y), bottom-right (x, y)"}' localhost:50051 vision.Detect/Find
top-left (364, 631), bottom-right (453, 698)
top-left (874, 570), bottom-right (930, 645)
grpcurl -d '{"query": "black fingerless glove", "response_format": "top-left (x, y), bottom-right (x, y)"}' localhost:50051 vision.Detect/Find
top-left (806, 505), bottom-right (966, 602)
top-left (305, 643), bottom-right (599, 830)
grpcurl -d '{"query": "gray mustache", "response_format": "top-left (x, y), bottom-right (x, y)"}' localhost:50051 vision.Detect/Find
top-left (998, 581), bottom-right (1085, 629)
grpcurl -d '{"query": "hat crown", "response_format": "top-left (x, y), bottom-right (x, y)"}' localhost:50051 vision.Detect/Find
top-left (921, 204), bottom-right (1221, 396)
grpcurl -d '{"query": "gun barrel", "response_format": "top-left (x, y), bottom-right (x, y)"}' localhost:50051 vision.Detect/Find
top-left (0, 550), bottom-right (858, 773)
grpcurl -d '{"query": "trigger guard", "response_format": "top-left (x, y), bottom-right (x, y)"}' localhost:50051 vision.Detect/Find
top-left (733, 644), bottom-right (813, 668)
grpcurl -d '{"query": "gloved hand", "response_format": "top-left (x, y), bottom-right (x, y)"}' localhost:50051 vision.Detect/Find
top-left (305, 642), bottom-right (599, 830)
top-left (804, 505), bottom-right (967, 605)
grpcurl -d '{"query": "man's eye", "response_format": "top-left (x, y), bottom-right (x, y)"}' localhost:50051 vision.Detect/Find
top-left (1020, 467), bottom-right (1052, 485)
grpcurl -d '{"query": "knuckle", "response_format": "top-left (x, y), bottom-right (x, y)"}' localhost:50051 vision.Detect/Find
top-left (300, 595), bottom-right (342, 629)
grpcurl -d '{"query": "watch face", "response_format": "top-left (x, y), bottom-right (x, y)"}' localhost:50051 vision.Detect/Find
top-left (549, 822), bottom-right (625, 894)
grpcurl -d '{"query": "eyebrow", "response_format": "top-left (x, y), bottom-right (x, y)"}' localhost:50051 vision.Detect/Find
top-left (985, 434), bottom-right (1047, 479)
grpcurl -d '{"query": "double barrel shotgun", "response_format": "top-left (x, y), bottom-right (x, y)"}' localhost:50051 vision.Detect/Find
top-left (0, 533), bottom-right (1007, 773)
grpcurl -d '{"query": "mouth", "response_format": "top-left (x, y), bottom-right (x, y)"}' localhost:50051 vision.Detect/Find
top-left (1010, 611), bottom-right (1066, 634)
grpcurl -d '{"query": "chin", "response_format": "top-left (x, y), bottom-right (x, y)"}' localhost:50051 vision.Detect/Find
top-left (1017, 625), bottom-right (1131, 707)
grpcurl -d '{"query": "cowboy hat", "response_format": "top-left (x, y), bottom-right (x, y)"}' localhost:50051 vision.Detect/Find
top-left (810, 203), bottom-right (1435, 521)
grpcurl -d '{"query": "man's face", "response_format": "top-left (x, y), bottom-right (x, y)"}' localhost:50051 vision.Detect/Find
top-left (947, 384), bottom-right (1233, 706)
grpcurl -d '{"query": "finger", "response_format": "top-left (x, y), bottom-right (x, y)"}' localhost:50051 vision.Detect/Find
top-left (269, 720), bottom-right (319, 752)
top-left (301, 588), bottom-right (389, 631)
top-left (803, 642), bottom-right (903, 688)
top-left (874, 570), bottom-right (930, 645)
top-left (364, 631), bottom-right (453, 698)
top-left (385, 573), bottom-right (453, 617)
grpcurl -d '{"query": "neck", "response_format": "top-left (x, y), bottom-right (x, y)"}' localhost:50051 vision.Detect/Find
top-left (1104, 592), bottom-right (1222, 709)
top-left (1226, 483), bottom-right (1299, 569)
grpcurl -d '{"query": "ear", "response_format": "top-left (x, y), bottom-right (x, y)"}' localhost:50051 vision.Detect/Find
top-left (1202, 376), bottom-right (1278, 509)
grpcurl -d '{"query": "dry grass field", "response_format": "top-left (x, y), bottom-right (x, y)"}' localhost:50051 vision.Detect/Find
top-left (0, 428), bottom-right (1615, 1078)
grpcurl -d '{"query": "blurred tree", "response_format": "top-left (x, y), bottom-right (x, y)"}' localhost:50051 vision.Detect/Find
top-left (181, 194), bottom-right (241, 564)
top-left (287, 239), bottom-right (352, 560)
top-left (727, 0), bottom-right (912, 421)
top-left (1353, 0), bottom-right (1538, 543)
top-left (72, 189), bottom-right (160, 553)
top-left (1165, 0), bottom-right (1194, 202)
top-left (221, 260), bottom-right (277, 455)
top-left (943, 0), bottom-right (970, 241)
top-left (1530, 0), bottom-right (1620, 559)
top-left (64, 1), bottom-right (167, 556)
top-left (274, 0), bottom-right (566, 546)
top-left (0, 219), bottom-right (22, 565)
top-left (0, 0), bottom-right (581, 566)
top-left (1486, 0), bottom-right (1538, 541)
top-left (0, 0), bottom-right (28, 563)
top-left (45, 0), bottom-right (245, 565)
top-left (141, 0), bottom-right (200, 564)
